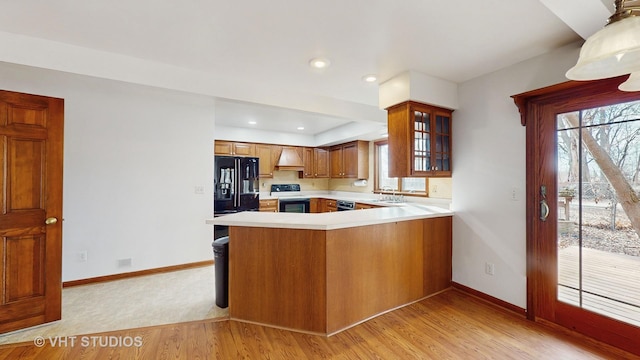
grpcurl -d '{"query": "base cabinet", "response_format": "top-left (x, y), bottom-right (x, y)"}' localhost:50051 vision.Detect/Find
top-left (228, 216), bottom-right (452, 335)
top-left (259, 199), bottom-right (278, 212)
top-left (355, 203), bottom-right (381, 210)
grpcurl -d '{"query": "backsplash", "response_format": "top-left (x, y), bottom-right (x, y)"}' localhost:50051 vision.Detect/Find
top-left (258, 170), bottom-right (452, 199)
top-left (328, 178), bottom-right (373, 193)
top-left (259, 171), bottom-right (329, 192)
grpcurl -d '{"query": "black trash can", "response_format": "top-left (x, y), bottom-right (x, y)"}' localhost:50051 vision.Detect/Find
top-left (212, 236), bottom-right (229, 308)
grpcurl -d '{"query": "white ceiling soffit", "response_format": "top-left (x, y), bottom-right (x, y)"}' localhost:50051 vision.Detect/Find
top-left (539, 0), bottom-right (613, 40)
top-left (0, 1), bottom-right (581, 139)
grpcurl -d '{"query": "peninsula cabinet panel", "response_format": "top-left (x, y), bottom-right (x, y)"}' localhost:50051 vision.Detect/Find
top-left (215, 140), bottom-right (255, 156)
top-left (226, 216), bottom-right (452, 335)
top-left (228, 227), bottom-right (328, 334)
top-left (387, 101), bottom-right (452, 177)
top-left (325, 221), bottom-right (425, 334)
top-left (423, 216), bottom-right (452, 294)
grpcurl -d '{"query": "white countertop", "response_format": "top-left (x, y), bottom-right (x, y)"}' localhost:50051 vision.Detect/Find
top-left (206, 204), bottom-right (453, 230)
top-left (260, 191), bottom-right (451, 207)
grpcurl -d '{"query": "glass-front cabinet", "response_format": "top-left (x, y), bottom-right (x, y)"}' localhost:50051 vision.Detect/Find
top-left (387, 101), bottom-right (452, 177)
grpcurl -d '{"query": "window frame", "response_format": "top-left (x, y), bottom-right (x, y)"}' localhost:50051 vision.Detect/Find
top-left (374, 139), bottom-right (429, 197)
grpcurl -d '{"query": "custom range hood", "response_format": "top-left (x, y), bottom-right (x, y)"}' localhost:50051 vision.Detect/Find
top-left (275, 146), bottom-right (304, 171)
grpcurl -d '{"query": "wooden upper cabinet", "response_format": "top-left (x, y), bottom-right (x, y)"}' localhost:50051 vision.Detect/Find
top-left (256, 144), bottom-right (282, 178)
top-left (314, 148), bottom-right (330, 178)
top-left (387, 101), bottom-right (452, 177)
top-left (300, 147), bottom-right (330, 178)
top-left (330, 140), bottom-right (369, 179)
top-left (215, 140), bottom-right (255, 156)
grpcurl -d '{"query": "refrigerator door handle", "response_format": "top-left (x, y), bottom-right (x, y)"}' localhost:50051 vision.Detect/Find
top-left (235, 158), bottom-right (240, 208)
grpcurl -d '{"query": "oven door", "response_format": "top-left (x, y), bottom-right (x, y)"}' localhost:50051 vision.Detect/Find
top-left (279, 198), bottom-right (311, 213)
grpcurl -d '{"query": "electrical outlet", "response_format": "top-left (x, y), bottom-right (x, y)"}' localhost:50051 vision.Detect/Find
top-left (79, 251), bottom-right (88, 262)
top-left (485, 262), bottom-right (495, 276)
top-left (194, 186), bottom-right (205, 194)
top-left (510, 187), bottom-right (519, 201)
top-left (118, 258), bottom-right (132, 267)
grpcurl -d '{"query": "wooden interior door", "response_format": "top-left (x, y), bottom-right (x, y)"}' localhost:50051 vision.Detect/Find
top-left (0, 90), bottom-right (64, 334)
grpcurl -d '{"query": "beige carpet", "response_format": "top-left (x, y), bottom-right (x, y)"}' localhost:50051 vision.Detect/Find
top-left (0, 265), bottom-right (228, 345)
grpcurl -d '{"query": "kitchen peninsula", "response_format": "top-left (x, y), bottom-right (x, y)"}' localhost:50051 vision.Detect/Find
top-left (207, 205), bottom-right (453, 336)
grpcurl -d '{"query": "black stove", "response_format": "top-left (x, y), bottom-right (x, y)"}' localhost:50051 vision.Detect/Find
top-left (270, 184), bottom-right (301, 193)
top-left (270, 184), bottom-right (309, 213)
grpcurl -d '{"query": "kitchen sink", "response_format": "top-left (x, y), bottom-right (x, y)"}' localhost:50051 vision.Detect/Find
top-left (363, 198), bottom-right (404, 204)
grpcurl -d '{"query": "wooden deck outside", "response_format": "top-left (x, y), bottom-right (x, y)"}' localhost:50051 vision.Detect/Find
top-left (559, 245), bottom-right (640, 327)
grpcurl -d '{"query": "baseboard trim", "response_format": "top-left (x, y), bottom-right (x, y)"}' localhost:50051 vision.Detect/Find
top-left (63, 260), bottom-right (214, 288)
top-left (452, 282), bottom-right (526, 317)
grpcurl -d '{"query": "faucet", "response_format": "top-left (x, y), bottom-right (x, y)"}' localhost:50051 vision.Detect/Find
top-left (380, 186), bottom-right (395, 201)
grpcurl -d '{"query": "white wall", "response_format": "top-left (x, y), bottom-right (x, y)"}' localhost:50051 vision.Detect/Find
top-left (452, 42), bottom-right (583, 308)
top-left (1, 62), bottom-right (216, 282)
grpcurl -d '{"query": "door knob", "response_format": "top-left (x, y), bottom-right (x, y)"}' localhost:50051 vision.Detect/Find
top-left (45, 217), bottom-right (58, 225)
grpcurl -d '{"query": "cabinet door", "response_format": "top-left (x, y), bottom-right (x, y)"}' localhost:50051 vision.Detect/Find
top-left (310, 198), bottom-right (320, 213)
top-left (342, 143), bottom-right (358, 178)
top-left (256, 144), bottom-right (275, 178)
top-left (433, 111), bottom-right (452, 176)
top-left (214, 141), bottom-right (234, 155)
top-left (326, 199), bottom-right (337, 212)
top-left (214, 141), bottom-right (255, 156)
top-left (411, 106), bottom-right (433, 176)
top-left (259, 199), bottom-right (278, 212)
top-left (314, 148), bottom-right (330, 178)
top-left (355, 203), bottom-right (372, 210)
top-left (233, 142), bottom-right (255, 156)
top-left (301, 147), bottom-right (315, 178)
top-left (330, 147), bottom-right (344, 178)
top-left (387, 101), bottom-right (452, 177)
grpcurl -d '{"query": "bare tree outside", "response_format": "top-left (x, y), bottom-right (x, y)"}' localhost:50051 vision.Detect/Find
top-left (556, 100), bottom-right (640, 327)
top-left (558, 100), bottom-right (640, 256)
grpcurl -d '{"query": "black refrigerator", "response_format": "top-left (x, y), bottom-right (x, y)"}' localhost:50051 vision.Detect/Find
top-left (214, 156), bottom-right (260, 216)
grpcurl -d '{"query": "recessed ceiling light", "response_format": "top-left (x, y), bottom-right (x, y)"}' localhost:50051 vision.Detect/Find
top-left (297, 126), bottom-right (305, 131)
top-left (362, 74), bottom-right (377, 83)
top-left (248, 121), bottom-right (257, 125)
top-left (309, 58), bottom-right (331, 69)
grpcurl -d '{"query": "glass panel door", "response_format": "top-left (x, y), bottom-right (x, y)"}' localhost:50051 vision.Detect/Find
top-left (556, 100), bottom-right (640, 327)
top-left (413, 110), bottom-right (430, 172)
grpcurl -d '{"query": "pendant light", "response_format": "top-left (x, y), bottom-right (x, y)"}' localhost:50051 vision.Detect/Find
top-left (565, 0), bottom-right (640, 91)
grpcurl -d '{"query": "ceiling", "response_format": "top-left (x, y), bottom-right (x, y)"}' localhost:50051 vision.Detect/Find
top-left (0, 0), bottom-right (613, 143)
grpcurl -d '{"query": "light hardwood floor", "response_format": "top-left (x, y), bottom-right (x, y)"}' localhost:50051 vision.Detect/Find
top-left (1, 289), bottom-right (637, 359)
top-left (559, 246), bottom-right (640, 327)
